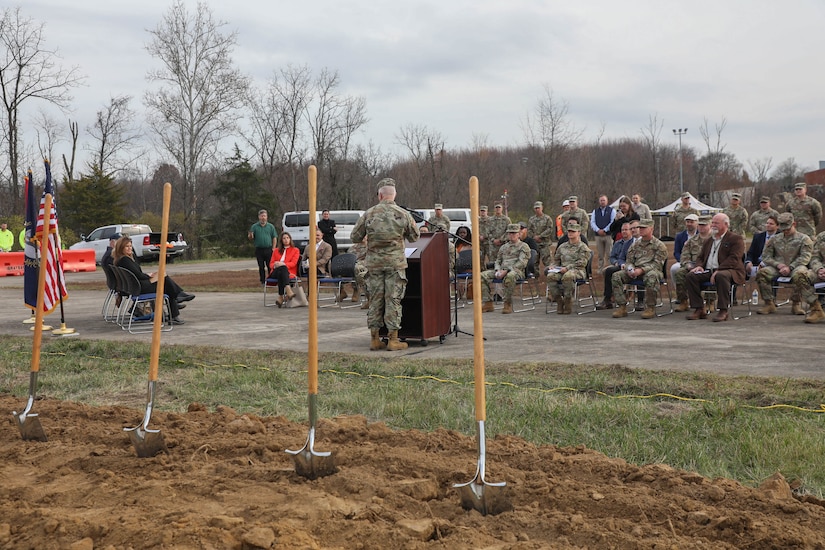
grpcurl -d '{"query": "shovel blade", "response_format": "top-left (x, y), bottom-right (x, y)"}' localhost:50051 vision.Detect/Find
top-left (14, 412), bottom-right (48, 442)
top-left (456, 481), bottom-right (512, 516)
top-left (288, 448), bottom-right (337, 480)
top-left (126, 427), bottom-right (168, 458)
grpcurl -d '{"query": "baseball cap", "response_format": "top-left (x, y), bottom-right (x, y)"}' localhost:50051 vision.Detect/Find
top-left (506, 223), bottom-right (520, 233)
top-left (638, 219), bottom-right (654, 228)
top-left (533, 201), bottom-right (543, 208)
top-left (697, 216), bottom-right (711, 225)
top-left (684, 214), bottom-right (699, 222)
top-left (794, 182), bottom-right (806, 190)
top-left (777, 212), bottom-right (794, 230)
top-left (562, 200), bottom-right (570, 206)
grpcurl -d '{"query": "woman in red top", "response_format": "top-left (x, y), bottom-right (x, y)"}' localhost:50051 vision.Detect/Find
top-left (269, 232), bottom-right (300, 306)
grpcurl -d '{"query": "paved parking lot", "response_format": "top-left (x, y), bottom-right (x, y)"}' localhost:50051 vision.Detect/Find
top-left (1, 260), bottom-right (823, 380)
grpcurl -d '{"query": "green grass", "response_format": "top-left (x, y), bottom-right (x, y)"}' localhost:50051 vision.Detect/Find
top-left (3, 336), bottom-right (825, 497)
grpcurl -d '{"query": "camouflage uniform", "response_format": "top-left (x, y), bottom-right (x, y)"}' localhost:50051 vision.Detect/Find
top-left (527, 213), bottom-right (555, 268)
top-left (561, 208), bottom-right (589, 235)
top-left (786, 195), bottom-right (822, 237)
top-left (799, 231), bottom-right (825, 306)
top-left (723, 205), bottom-right (749, 236)
top-left (756, 231), bottom-right (812, 302)
top-left (427, 213), bottom-right (450, 232)
top-left (478, 214), bottom-right (491, 264)
top-left (350, 199), bottom-right (419, 331)
top-left (545, 241), bottom-right (590, 301)
top-left (486, 213), bottom-right (511, 262)
top-left (672, 205), bottom-right (699, 233)
top-left (673, 233), bottom-right (711, 301)
top-left (351, 240), bottom-right (368, 299)
top-left (480, 239), bottom-right (530, 303)
top-left (611, 237), bottom-right (668, 307)
top-left (749, 207), bottom-right (779, 234)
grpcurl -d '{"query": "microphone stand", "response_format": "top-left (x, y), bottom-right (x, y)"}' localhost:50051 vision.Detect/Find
top-left (397, 205), bottom-right (479, 339)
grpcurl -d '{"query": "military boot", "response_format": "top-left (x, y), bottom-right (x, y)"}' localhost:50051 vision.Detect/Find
top-left (674, 299), bottom-right (690, 312)
top-left (370, 329), bottom-right (386, 351)
top-left (641, 306), bottom-right (656, 319)
top-left (482, 301), bottom-right (494, 313)
top-left (563, 297), bottom-right (573, 314)
top-left (387, 330), bottom-right (407, 351)
top-left (805, 301), bottom-right (825, 324)
top-left (360, 299), bottom-right (369, 310)
top-left (612, 304), bottom-right (628, 318)
top-left (555, 296), bottom-right (565, 314)
top-left (792, 301), bottom-right (806, 315)
top-left (757, 300), bottom-right (776, 315)
top-left (502, 301), bottom-right (513, 314)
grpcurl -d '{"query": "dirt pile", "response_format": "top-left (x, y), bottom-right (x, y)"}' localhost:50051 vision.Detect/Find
top-left (2, 396), bottom-right (825, 549)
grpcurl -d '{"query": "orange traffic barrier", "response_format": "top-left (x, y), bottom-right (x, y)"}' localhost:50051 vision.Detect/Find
top-left (0, 252), bottom-right (25, 276)
top-left (61, 249), bottom-right (96, 273)
top-left (0, 249), bottom-right (97, 276)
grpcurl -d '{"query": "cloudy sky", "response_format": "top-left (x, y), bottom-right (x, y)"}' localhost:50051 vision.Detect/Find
top-left (19, 0), bottom-right (825, 176)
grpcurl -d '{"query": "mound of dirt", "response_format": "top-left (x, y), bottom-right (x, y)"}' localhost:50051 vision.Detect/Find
top-left (2, 396), bottom-right (824, 549)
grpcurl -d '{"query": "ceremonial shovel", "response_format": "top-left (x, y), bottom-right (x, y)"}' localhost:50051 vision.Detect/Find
top-left (124, 183), bottom-right (172, 458)
top-left (12, 193), bottom-right (54, 442)
top-left (286, 165), bottom-right (336, 479)
top-left (453, 177), bottom-right (512, 515)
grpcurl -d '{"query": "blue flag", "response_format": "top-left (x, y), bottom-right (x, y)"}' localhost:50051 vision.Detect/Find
top-left (23, 169), bottom-right (38, 310)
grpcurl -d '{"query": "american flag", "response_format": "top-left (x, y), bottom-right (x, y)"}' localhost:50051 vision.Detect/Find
top-left (33, 160), bottom-right (68, 314)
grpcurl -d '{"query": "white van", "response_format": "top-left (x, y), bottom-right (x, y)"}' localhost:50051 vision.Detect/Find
top-left (412, 207), bottom-right (472, 236)
top-left (281, 210), bottom-right (364, 253)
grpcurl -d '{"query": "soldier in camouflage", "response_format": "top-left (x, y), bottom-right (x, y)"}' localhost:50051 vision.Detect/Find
top-left (785, 182), bottom-right (822, 238)
top-left (673, 216), bottom-right (712, 311)
top-left (477, 205), bottom-right (490, 264)
top-left (723, 193), bottom-right (749, 236)
top-left (427, 204), bottom-right (450, 232)
top-left (672, 192), bottom-right (699, 233)
top-left (611, 218), bottom-right (668, 319)
top-left (350, 178), bottom-right (420, 351)
top-left (350, 237), bottom-right (369, 309)
top-left (561, 196), bottom-right (589, 234)
top-left (527, 201), bottom-right (555, 269)
top-left (486, 203), bottom-right (511, 264)
top-left (749, 196), bottom-right (779, 234)
top-left (480, 224), bottom-right (531, 314)
top-left (797, 230), bottom-right (825, 323)
top-left (755, 212), bottom-right (813, 316)
top-left (545, 221), bottom-right (590, 314)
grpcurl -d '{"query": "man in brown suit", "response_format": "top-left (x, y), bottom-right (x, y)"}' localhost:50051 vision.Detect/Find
top-left (684, 213), bottom-right (745, 322)
top-left (301, 229), bottom-right (333, 277)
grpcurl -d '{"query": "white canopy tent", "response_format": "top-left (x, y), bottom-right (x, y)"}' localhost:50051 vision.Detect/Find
top-left (650, 193), bottom-right (722, 216)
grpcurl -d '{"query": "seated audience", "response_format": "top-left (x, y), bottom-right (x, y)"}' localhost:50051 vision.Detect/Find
top-left (480, 224), bottom-right (531, 315)
top-left (673, 216), bottom-right (712, 311)
top-left (611, 219), bottom-right (668, 319)
top-left (755, 213), bottom-right (812, 316)
top-left (269, 232), bottom-right (300, 307)
top-left (545, 222), bottom-right (590, 314)
top-left (597, 221), bottom-right (634, 310)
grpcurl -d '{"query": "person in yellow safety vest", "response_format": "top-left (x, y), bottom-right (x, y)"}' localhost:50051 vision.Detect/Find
top-left (0, 222), bottom-right (14, 252)
top-left (18, 228), bottom-right (27, 250)
top-left (555, 200), bottom-right (570, 239)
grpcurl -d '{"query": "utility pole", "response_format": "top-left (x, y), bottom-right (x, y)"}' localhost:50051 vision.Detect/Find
top-left (672, 128), bottom-right (687, 194)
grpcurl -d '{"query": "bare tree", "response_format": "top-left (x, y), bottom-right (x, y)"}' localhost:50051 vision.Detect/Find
top-left (639, 113), bottom-right (665, 204)
top-left (274, 64), bottom-right (312, 211)
top-left (521, 85), bottom-right (582, 204)
top-left (62, 119), bottom-right (78, 184)
top-left (395, 123), bottom-right (447, 202)
top-left (87, 94), bottom-right (142, 176)
top-left (698, 116), bottom-right (729, 199)
top-left (33, 110), bottom-right (62, 166)
top-left (748, 157), bottom-right (773, 184)
top-left (0, 7), bottom-right (83, 207)
top-left (144, 0), bottom-right (249, 231)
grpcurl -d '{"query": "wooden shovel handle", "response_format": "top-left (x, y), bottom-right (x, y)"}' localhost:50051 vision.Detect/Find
top-left (31, 193), bottom-right (53, 374)
top-left (307, 166), bottom-right (318, 395)
top-left (148, 183), bottom-right (172, 382)
top-left (469, 177), bottom-right (486, 422)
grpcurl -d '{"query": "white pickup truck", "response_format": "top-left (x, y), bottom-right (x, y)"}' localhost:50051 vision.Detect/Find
top-left (69, 223), bottom-right (188, 264)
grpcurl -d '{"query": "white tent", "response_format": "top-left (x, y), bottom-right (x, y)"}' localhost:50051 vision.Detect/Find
top-left (649, 192), bottom-right (723, 238)
top-left (651, 193), bottom-right (722, 216)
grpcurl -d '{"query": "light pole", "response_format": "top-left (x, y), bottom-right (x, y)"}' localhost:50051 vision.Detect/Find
top-left (672, 128), bottom-right (687, 195)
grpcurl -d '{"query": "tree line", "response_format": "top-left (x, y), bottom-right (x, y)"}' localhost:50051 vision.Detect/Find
top-left (0, 4), bottom-right (814, 259)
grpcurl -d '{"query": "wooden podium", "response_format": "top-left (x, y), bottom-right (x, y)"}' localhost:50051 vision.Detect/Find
top-left (382, 232), bottom-right (451, 345)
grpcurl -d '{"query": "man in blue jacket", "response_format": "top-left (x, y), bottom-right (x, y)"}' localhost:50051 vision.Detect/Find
top-left (597, 221), bottom-right (635, 310)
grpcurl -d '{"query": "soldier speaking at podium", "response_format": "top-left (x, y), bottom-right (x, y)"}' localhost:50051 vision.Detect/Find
top-left (350, 178), bottom-right (420, 351)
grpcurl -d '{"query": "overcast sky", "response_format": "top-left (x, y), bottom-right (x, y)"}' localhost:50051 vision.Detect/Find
top-left (19, 0), bottom-right (825, 177)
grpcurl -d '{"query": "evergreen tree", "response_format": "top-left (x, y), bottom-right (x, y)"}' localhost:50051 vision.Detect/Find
top-left (61, 164), bottom-right (127, 236)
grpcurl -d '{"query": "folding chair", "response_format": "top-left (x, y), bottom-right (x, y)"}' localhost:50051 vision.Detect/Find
top-left (317, 253), bottom-right (360, 308)
top-left (493, 249), bottom-right (539, 313)
top-left (114, 266), bottom-right (172, 334)
top-left (545, 251), bottom-right (597, 314)
top-left (101, 263), bottom-right (124, 322)
top-left (263, 275), bottom-right (300, 307)
top-left (452, 249), bottom-right (474, 309)
top-left (700, 281), bottom-right (751, 320)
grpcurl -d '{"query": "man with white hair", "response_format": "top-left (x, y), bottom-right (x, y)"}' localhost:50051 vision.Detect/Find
top-left (684, 213), bottom-right (746, 322)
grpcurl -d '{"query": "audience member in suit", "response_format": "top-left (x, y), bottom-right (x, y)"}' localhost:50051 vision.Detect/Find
top-left (301, 229), bottom-right (333, 277)
top-left (685, 213), bottom-right (746, 322)
top-left (745, 214), bottom-right (779, 277)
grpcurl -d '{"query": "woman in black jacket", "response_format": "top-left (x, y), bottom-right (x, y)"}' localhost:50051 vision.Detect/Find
top-left (609, 196), bottom-right (640, 240)
top-left (113, 236), bottom-right (194, 325)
